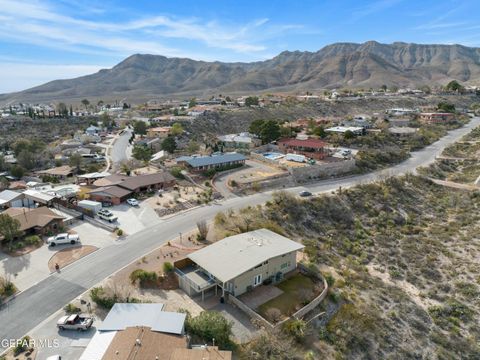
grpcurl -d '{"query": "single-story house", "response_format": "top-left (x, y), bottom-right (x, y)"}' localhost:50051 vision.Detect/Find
top-left (175, 229), bottom-right (304, 298)
top-left (85, 125), bottom-right (101, 136)
top-left (23, 189), bottom-right (56, 206)
top-left (2, 207), bottom-right (64, 235)
top-left (92, 174), bottom-right (129, 187)
top-left (325, 126), bottom-right (365, 135)
top-left (38, 165), bottom-right (75, 180)
top-left (177, 153), bottom-right (247, 172)
top-left (76, 172), bottom-right (111, 185)
top-left (217, 132), bottom-right (261, 149)
top-left (88, 171), bottom-right (175, 204)
top-left (88, 186), bottom-right (132, 205)
top-left (419, 112), bottom-right (456, 124)
top-left (147, 126), bottom-right (171, 138)
top-left (277, 138), bottom-right (328, 160)
top-left (118, 172), bottom-right (176, 193)
top-left (0, 190), bottom-right (25, 208)
top-left (79, 303), bottom-right (227, 360)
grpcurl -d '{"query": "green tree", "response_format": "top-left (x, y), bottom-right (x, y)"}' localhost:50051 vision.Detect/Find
top-left (259, 120), bottom-right (281, 143)
top-left (313, 126), bottom-right (326, 138)
top-left (132, 145), bottom-right (153, 162)
top-left (69, 153), bottom-right (83, 171)
top-left (419, 85), bottom-right (431, 94)
top-left (344, 130), bottom-right (355, 139)
top-left (69, 105), bottom-right (73, 116)
top-left (16, 150), bottom-right (35, 170)
top-left (245, 96), bottom-right (259, 107)
top-left (120, 162), bottom-right (131, 176)
top-left (445, 80), bottom-right (465, 93)
top-left (437, 102), bottom-right (456, 113)
top-left (186, 311), bottom-right (234, 349)
top-left (81, 99), bottom-right (90, 111)
top-left (248, 119), bottom-right (265, 136)
top-left (170, 123), bottom-right (184, 136)
top-left (0, 214), bottom-right (22, 251)
top-left (188, 98), bottom-right (197, 108)
top-left (57, 102), bottom-right (68, 117)
top-left (187, 140), bottom-right (200, 153)
top-left (10, 165), bottom-right (25, 178)
top-left (161, 136), bottom-right (177, 153)
top-left (133, 121), bottom-right (147, 136)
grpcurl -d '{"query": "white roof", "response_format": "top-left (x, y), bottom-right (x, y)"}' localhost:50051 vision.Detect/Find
top-left (23, 189), bottom-right (55, 203)
top-left (98, 303), bottom-right (186, 335)
top-left (77, 172), bottom-right (110, 179)
top-left (325, 126), bottom-right (364, 133)
top-left (79, 330), bottom-right (117, 360)
top-left (188, 229), bottom-right (304, 283)
top-left (0, 190), bottom-right (23, 205)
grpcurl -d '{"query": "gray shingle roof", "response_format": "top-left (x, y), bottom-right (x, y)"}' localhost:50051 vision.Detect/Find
top-left (185, 153), bottom-right (246, 168)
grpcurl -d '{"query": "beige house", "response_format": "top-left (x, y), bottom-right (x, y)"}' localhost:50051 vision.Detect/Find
top-left (174, 229), bottom-right (304, 299)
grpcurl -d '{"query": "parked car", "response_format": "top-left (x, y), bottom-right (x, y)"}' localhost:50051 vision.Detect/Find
top-left (57, 314), bottom-right (94, 331)
top-left (299, 190), bottom-right (313, 197)
top-left (126, 198), bottom-right (139, 207)
top-left (97, 209), bottom-right (118, 223)
top-left (47, 233), bottom-right (80, 247)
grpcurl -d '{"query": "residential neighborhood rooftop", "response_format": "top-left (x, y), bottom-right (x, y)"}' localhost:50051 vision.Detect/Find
top-left (2, 206), bottom-right (64, 231)
top-left (182, 153), bottom-right (247, 168)
top-left (187, 229), bottom-right (304, 283)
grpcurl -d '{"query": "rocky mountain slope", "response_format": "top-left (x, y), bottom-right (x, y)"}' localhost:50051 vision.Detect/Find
top-left (2, 41), bottom-right (480, 103)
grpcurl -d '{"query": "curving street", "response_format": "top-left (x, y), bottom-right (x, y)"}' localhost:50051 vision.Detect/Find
top-left (0, 117), bottom-right (479, 351)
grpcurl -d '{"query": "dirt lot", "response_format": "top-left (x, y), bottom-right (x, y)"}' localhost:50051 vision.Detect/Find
top-left (143, 184), bottom-right (204, 210)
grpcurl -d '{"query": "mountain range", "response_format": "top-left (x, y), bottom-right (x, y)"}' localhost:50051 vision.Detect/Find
top-left (2, 41), bottom-right (480, 104)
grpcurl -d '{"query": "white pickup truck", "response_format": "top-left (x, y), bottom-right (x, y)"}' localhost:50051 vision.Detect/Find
top-left (47, 233), bottom-right (80, 246)
top-left (97, 209), bottom-right (118, 223)
top-left (57, 314), bottom-right (94, 331)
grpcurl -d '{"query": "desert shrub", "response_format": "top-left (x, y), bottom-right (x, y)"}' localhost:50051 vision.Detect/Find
top-left (170, 167), bottom-right (185, 179)
top-left (13, 336), bottom-right (31, 356)
top-left (186, 311), bottom-right (235, 349)
top-left (129, 269), bottom-right (158, 286)
top-left (116, 228), bottom-right (123, 236)
top-left (24, 235), bottom-right (41, 245)
top-left (265, 308), bottom-right (282, 323)
top-left (163, 262), bottom-right (174, 273)
top-left (64, 303), bottom-right (81, 314)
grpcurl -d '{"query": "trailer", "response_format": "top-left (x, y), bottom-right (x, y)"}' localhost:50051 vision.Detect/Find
top-left (77, 200), bottom-right (102, 213)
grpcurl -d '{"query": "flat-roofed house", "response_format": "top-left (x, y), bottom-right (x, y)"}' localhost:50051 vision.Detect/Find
top-left (88, 186), bottom-right (132, 205)
top-left (178, 153), bottom-right (247, 172)
top-left (175, 229), bottom-right (304, 299)
top-left (217, 133), bottom-right (261, 149)
top-left (147, 126), bottom-right (171, 138)
top-left (277, 138), bottom-right (328, 160)
top-left (0, 190), bottom-right (25, 208)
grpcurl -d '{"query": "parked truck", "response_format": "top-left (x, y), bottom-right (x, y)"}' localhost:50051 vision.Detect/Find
top-left (57, 314), bottom-right (94, 331)
top-left (47, 233), bottom-right (80, 246)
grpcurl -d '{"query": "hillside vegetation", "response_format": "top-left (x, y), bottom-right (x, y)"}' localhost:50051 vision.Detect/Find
top-left (215, 175), bottom-right (480, 359)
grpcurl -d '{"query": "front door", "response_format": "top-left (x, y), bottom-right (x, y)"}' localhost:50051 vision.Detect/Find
top-left (253, 274), bottom-right (262, 287)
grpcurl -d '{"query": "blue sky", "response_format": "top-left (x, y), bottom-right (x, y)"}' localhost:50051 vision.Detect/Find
top-left (0, 0), bottom-right (479, 93)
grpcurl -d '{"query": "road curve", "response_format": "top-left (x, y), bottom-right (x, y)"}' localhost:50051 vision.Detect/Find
top-left (1, 117), bottom-right (479, 349)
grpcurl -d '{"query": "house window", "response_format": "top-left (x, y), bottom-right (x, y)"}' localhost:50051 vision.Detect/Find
top-left (253, 274), bottom-right (262, 287)
top-left (280, 262), bottom-right (291, 269)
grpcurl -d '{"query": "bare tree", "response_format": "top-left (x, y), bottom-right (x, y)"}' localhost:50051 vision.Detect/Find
top-left (196, 220), bottom-right (209, 241)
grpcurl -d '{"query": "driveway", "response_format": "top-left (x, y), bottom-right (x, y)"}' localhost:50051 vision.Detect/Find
top-left (29, 306), bottom-right (101, 360)
top-left (0, 222), bottom-right (113, 292)
top-left (108, 201), bottom-right (159, 235)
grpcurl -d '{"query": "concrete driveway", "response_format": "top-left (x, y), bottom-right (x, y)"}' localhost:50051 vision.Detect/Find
top-left (29, 306), bottom-right (102, 360)
top-left (108, 201), bottom-right (159, 235)
top-left (0, 222), bottom-right (113, 292)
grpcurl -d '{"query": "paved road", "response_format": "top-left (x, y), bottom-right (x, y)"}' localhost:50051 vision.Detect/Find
top-left (110, 128), bottom-right (132, 169)
top-left (1, 117), bottom-right (479, 350)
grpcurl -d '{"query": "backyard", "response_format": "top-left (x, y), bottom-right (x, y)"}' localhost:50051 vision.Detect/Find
top-left (257, 273), bottom-right (321, 320)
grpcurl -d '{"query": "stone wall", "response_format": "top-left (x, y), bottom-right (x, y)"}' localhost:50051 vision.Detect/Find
top-left (228, 294), bottom-right (274, 329)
